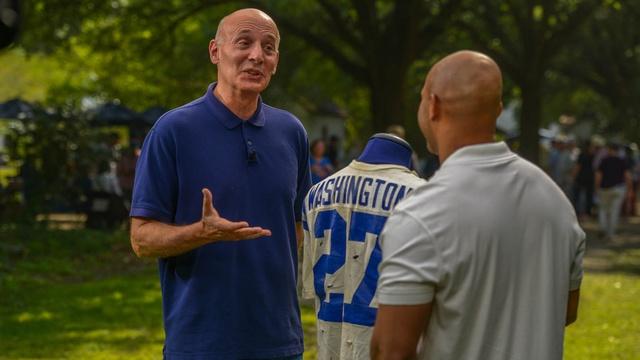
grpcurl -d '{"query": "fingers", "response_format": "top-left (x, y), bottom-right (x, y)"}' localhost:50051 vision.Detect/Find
top-left (231, 227), bottom-right (272, 240)
top-left (217, 219), bottom-right (271, 239)
top-left (217, 219), bottom-right (251, 231)
top-left (202, 216), bottom-right (272, 241)
top-left (199, 191), bottom-right (271, 241)
top-left (201, 188), bottom-right (218, 218)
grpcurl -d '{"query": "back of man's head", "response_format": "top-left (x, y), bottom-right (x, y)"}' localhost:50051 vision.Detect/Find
top-left (419, 51), bottom-right (503, 158)
top-left (426, 50), bottom-right (502, 124)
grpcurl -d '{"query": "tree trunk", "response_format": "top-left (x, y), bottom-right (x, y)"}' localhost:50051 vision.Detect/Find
top-left (369, 83), bottom-right (406, 133)
top-left (368, 62), bottom-right (409, 133)
top-left (519, 83), bottom-right (542, 165)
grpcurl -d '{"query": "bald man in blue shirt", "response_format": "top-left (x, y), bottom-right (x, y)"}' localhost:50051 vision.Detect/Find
top-left (130, 8), bottom-right (311, 360)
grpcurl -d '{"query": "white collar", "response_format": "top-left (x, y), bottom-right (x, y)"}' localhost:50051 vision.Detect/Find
top-left (441, 142), bottom-right (516, 168)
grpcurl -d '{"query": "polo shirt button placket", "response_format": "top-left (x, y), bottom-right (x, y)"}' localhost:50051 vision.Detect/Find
top-left (241, 122), bottom-right (257, 163)
top-left (247, 140), bottom-right (257, 162)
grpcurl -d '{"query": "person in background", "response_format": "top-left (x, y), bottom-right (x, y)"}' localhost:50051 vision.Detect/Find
top-left (622, 144), bottom-right (638, 216)
top-left (93, 159), bottom-right (122, 197)
top-left (592, 136), bottom-right (608, 170)
top-left (629, 143), bottom-right (640, 216)
top-left (87, 160), bottom-right (124, 229)
top-left (549, 136), bottom-right (574, 197)
top-left (116, 145), bottom-right (140, 208)
top-left (310, 138), bottom-right (334, 184)
top-left (595, 143), bottom-right (634, 240)
top-left (572, 140), bottom-right (596, 219)
top-left (326, 135), bottom-right (341, 169)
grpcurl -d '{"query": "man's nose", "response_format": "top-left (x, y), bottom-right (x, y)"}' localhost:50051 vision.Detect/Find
top-left (248, 43), bottom-right (264, 63)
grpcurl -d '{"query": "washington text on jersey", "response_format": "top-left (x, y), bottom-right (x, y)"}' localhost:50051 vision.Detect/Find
top-left (306, 175), bottom-right (416, 212)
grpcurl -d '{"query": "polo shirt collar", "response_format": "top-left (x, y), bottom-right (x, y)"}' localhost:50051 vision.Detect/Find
top-left (442, 141), bottom-right (516, 167)
top-left (205, 82), bottom-right (266, 129)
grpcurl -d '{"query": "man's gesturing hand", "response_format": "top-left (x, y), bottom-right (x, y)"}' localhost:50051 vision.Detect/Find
top-left (200, 188), bottom-right (271, 241)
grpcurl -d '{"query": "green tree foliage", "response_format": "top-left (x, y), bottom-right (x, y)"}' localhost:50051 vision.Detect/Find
top-left (0, 49), bottom-right (68, 102)
top-left (14, 0), bottom-right (640, 163)
top-left (257, 0), bottom-right (462, 134)
top-left (559, 1), bottom-right (640, 139)
top-left (19, 0), bottom-right (462, 138)
top-left (459, 0), bottom-right (604, 163)
top-left (539, 73), bottom-right (614, 136)
top-left (19, 0), bottom-right (228, 109)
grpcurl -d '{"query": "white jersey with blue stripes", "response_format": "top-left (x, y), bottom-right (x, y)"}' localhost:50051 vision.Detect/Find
top-left (302, 160), bottom-right (426, 360)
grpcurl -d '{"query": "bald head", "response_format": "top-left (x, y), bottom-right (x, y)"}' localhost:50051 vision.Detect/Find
top-left (215, 8), bottom-right (280, 48)
top-left (425, 50), bottom-right (502, 122)
top-left (417, 51), bottom-right (503, 159)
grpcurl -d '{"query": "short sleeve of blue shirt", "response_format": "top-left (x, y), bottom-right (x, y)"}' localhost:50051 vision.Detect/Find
top-left (130, 124), bottom-right (178, 223)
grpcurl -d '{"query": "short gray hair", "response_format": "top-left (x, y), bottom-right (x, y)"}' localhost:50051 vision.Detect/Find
top-left (214, 15), bottom-right (228, 44)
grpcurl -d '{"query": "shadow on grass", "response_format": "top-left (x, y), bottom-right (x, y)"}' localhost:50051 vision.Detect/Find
top-left (0, 273), bottom-right (164, 358)
top-left (580, 218), bottom-right (640, 276)
top-left (583, 246), bottom-right (640, 275)
top-left (0, 224), bottom-right (163, 358)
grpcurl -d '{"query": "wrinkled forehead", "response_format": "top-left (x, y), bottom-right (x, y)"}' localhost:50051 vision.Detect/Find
top-left (223, 14), bottom-right (279, 42)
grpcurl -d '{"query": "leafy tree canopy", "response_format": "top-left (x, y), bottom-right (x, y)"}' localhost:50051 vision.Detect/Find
top-left (7, 0), bottom-right (640, 161)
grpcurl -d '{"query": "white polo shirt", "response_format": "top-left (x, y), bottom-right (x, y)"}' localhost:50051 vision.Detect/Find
top-left (302, 160), bottom-right (426, 360)
top-left (377, 142), bottom-right (585, 360)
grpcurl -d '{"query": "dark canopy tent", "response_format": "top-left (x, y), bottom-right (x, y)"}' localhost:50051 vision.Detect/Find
top-left (140, 106), bottom-right (166, 126)
top-left (90, 102), bottom-right (139, 126)
top-left (0, 98), bottom-right (36, 119)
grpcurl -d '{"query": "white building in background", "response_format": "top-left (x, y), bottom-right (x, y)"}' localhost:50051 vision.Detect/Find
top-left (496, 101), bottom-right (519, 138)
top-left (295, 102), bottom-right (348, 167)
top-left (496, 100), bottom-right (597, 147)
top-left (303, 102), bottom-right (347, 144)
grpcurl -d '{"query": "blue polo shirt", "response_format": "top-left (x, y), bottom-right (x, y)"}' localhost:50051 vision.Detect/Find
top-left (131, 83), bottom-right (311, 359)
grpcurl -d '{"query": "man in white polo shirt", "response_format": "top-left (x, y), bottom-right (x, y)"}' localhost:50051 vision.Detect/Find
top-left (370, 50), bottom-right (585, 360)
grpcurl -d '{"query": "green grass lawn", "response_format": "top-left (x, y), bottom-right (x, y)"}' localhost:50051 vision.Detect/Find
top-left (565, 272), bottom-right (640, 359)
top-left (1, 225), bottom-right (638, 359)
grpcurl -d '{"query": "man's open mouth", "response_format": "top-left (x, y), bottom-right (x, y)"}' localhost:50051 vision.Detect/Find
top-left (244, 69), bottom-right (264, 76)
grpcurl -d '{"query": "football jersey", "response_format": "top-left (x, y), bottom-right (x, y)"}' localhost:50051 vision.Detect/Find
top-left (302, 160), bottom-right (426, 359)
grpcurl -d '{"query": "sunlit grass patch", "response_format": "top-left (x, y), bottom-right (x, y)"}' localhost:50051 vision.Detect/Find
top-left (564, 272), bottom-right (640, 359)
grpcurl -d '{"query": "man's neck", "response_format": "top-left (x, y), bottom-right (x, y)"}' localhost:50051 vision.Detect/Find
top-left (213, 83), bottom-right (260, 120)
top-left (437, 132), bottom-right (495, 163)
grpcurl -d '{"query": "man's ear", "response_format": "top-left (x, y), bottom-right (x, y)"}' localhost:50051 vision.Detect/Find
top-left (209, 39), bottom-right (220, 65)
top-left (429, 94), bottom-right (440, 122)
top-left (272, 52), bottom-right (280, 75)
